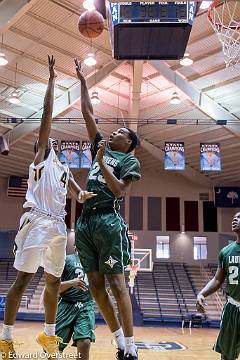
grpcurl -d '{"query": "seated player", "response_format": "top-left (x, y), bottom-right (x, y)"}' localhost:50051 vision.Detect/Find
top-left (74, 59), bottom-right (141, 360)
top-left (56, 247), bottom-right (95, 360)
top-left (0, 56), bottom-right (96, 360)
top-left (196, 211), bottom-right (240, 360)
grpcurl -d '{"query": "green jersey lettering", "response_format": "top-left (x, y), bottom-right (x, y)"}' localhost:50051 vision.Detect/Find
top-left (83, 133), bottom-right (141, 211)
top-left (60, 254), bottom-right (92, 303)
top-left (219, 242), bottom-right (240, 301)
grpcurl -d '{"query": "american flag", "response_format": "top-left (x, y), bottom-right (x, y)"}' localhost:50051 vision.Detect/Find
top-left (7, 176), bottom-right (28, 197)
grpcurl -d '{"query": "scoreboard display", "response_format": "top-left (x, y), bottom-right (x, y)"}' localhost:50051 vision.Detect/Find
top-left (117, 2), bottom-right (196, 24)
top-left (107, 1), bottom-right (197, 60)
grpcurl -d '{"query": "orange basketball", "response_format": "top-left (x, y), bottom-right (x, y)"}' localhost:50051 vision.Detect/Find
top-left (78, 10), bottom-right (104, 39)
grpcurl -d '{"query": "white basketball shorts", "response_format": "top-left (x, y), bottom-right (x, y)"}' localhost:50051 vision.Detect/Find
top-left (13, 209), bottom-right (67, 278)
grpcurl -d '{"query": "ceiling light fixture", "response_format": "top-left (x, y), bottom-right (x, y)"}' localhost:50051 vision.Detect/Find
top-left (200, 1), bottom-right (212, 10)
top-left (8, 63), bottom-right (20, 104)
top-left (8, 92), bottom-right (20, 104)
top-left (180, 53), bottom-right (193, 66)
top-left (83, 0), bottom-right (95, 11)
top-left (91, 91), bottom-right (100, 105)
top-left (0, 52), bottom-right (8, 66)
top-left (170, 91), bottom-right (181, 105)
top-left (0, 35), bottom-right (8, 66)
top-left (84, 53), bottom-right (96, 67)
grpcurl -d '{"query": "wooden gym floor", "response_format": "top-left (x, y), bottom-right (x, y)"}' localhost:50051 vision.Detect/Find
top-left (0, 321), bottom-right (227, 359)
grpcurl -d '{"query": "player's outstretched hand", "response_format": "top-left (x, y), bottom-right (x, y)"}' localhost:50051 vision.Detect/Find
top-left (78, 190), bottom-right (97, 203)
top-left (48, 55), bottom-right (57, 79)
top-left (96, 140), bottom-right (107, 162)
top-left (71, 278), bottom-right (88, 292)
top-left (74, 58), bottom-right (85, 82)
top-left (196, 294), bottom-right (207, 313)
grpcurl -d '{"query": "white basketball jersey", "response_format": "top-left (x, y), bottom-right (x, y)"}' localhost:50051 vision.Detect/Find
top-left (23, 148), bottom-right (70, 217)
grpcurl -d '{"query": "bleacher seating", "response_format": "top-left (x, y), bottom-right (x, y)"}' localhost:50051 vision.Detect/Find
top-left (0, 259), bottom-right (43, 311)
top-left (0, 259), bottom-right (225, 325)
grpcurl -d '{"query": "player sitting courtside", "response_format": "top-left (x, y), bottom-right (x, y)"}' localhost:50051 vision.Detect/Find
top-left (74, 59), bottom-right (141, 360)
top-left (0, 56), bottom-right (95, 360)
top-left (56, 247), bottom-right (95, 360)
top-left (196, 211), bottom-right (240, 360)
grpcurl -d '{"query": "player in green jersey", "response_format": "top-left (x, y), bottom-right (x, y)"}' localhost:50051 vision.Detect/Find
top-left (196, 211), bottom-right (240, 360)
top-left (56, 251), bottom-right (95, 360)
top-left (74, 59), bottom-right (141, 360)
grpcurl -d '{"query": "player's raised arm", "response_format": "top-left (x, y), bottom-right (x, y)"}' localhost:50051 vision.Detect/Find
top-left (68, 174), bottom-right (97, 203)
top-left (196, 266), bottom-right (226, 313)
top-left (34, 55), bottom-right (57, 165)
top-left (74, 58), bottom-right (98, 144)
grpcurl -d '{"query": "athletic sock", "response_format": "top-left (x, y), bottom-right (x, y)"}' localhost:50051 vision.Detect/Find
top-left (0, 324), bottom-right (14, 340)
top-left (113, 327), bottom-right (125, 351)
top-left (125, 336), bottom-right (137, 356)
top-left (44, 323), bottom-right (56, 336)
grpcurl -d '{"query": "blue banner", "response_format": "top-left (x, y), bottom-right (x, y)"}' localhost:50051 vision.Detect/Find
top-left (164, 142), bottom-right (185, 170)
top-left (0, 296), bottom-right (5, 311)
top-left (59, 140), bottom-right (80, 168)
top-left (80, 141), bottom-right (92, 169)
top-left (200, 143), bottom-right (221, 171)
top-left (214, 187), bottom-right (240, 208)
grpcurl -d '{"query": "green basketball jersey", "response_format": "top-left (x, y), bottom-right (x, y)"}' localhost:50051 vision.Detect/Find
top-left (83, 133), bottom-right (141, 211)
top-left (60, 254), bottom-right (92, 303)
top-left (219, 241), bottom-right (240, 301)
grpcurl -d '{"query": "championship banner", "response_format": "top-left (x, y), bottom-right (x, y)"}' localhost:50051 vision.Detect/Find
top-left (59, 140), bottom-right (80, 168)
top-left (214, 187), bottom-right (240, 208)
top-left (200, 143), bottom-right (221, 171)
top-left (164, 142), bottom-right (185, 170)
top-left (80, 141), bottom-right (92, 169)
top-left (0, 296), bottom-right (5, 311)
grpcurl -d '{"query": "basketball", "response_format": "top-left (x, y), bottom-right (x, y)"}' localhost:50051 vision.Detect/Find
top-left (78, 10), bottom-right (104, 39)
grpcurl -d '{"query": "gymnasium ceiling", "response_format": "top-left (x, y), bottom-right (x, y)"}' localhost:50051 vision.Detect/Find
top-left (0, 0), bottom-right (240, 187)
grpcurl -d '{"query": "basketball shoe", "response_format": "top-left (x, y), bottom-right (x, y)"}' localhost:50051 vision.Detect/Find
top-left (124, 352), bottom-right (138, 360)
top-left (116, 349), bottom-right (124, 360)
top-left (36, 332), bottom-right (64, 355)
top-left (0, 339), bottom-right (17, 360)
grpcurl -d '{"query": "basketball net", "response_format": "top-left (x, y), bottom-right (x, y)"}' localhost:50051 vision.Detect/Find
top-left (128, 264), bottom-right (139, 292)
top-left (208, 0), bottom-right (240, 67)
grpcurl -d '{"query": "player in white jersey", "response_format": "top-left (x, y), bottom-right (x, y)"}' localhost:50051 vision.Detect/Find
top-left (0, 56), bottom-right (96, 360)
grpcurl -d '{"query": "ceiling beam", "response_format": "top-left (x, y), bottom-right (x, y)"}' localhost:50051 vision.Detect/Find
top-left (150, 60), bottom-right (240, 137)
top-left (140, 138), bottom-right (212, 187)
top-left (1, 43), bottom-right (77, 80)
top-left (0, 0), bottom-right (40, 33)
top-left (9, 60), bottom-right (122, 145)
top-left (27, 12), bottom-right (112, 58)
top-left (129, 61), bottom-right (143, 126)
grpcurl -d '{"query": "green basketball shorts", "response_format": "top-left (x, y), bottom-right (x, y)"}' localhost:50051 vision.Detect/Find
top-left (75, 212), bottom-right (131, 274)
top-left (214, 300), bottom-right (240, 359)
top-left (56, 299), bottom-right (95, 351)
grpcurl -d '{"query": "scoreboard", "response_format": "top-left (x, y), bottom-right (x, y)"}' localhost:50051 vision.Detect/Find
top-left (107, 1), bottom-right (197, 60)
top-left (116, 2), bottom-right (196, 24)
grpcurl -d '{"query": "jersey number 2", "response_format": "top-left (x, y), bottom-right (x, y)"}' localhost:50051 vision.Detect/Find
top-left (88, 162), bottom-right (114, 184)
top-left (229, 266), bottom-right (239, 285)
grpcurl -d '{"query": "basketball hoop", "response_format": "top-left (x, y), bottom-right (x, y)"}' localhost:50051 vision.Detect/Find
top-left (208, 0), bottom-right (240, 67)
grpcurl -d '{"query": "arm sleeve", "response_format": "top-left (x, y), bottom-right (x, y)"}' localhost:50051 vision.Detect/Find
top-left (91, 132), bottom-right (103, 160)
top-left (120, 157), bottom-right (141, 182)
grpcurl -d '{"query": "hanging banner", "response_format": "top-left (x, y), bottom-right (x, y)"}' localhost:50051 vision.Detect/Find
top-left (59, 140), bottom-right (80, 168)
top-left (164, 142), bottom-right (185, 170)
top-left (80, 141), bottom-right (92, 169)
top-left (200, 143), bottom-right (221, 171)
top-left (214, 187), bottom-right (240, 208)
